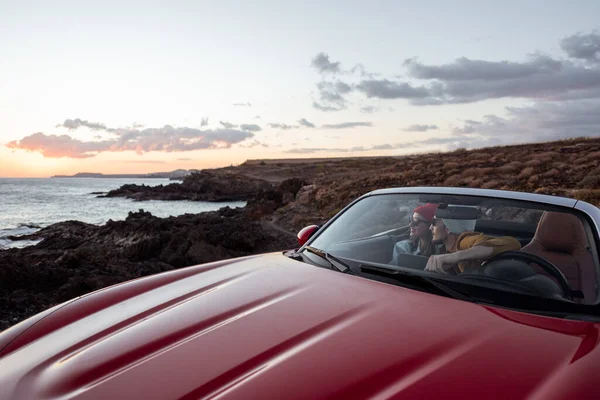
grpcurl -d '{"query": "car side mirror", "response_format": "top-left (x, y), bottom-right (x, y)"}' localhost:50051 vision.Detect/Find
top-left (297, 225), bottom-right (320, 247)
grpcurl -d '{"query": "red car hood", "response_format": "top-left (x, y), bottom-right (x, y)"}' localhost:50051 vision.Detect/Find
top-left (1, 253), bottom-right (599, 399)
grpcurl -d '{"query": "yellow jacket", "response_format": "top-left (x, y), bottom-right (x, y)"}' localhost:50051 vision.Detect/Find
top-left (447, 231), bottom-right (522, 272)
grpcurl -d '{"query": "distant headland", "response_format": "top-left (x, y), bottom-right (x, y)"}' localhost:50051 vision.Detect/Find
top-left (51, 169), bottom-right (196, 180)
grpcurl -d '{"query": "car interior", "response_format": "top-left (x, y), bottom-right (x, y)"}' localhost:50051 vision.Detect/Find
top-left (326, 206), bottom-right (598, 304)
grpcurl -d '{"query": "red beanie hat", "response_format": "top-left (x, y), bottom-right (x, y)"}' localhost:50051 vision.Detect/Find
top-left (414, 203), bottom-right (438, 223)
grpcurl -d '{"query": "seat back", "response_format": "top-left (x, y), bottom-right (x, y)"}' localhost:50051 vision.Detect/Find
top-left (522, 211), bottom-right (597, 303)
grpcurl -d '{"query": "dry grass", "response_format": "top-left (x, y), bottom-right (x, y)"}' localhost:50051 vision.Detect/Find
top-left (588, 151), bottom-right (600, 159)
top-left (496, 162), bottom-right (523, 174)
top-left (481, 180), bottom-right (501, 189)
top-left (466, 152), bottom-right (488, 161)
top-left (580, 175), bottom-right (600, 188)
top-left (518, 167), bottom-right (535, 179)
top-left (461, 168), bottom-right (487, 178)
top-left (231, 136), bottom-right (600, 215)
top-left (573, 189), bottom-right (600, 204)
top-left (573, 157), bottom-right (592, 165)
top-left (443, 175), bottom-right (462, 186)
top-left (529, 151), bottom-right (559, 162)
top-left (403, 169), bottom-right (420, 179)
top-left (524, 159), bottom-right (542, 167)
top-left (542, 169), bottom-right (561, 178)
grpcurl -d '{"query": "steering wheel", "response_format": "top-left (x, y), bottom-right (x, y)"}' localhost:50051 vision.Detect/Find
top-left (481, 251), bottom-right (574, 300)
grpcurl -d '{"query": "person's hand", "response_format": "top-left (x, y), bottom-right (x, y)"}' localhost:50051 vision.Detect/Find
top-left (425, 254), bottom-right (456, 274)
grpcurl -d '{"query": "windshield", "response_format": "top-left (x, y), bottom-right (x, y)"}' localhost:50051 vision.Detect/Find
top-left (303, 193), bottom-right (600, 311)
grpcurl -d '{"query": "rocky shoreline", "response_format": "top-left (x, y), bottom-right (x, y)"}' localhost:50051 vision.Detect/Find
top-left (0, 175), bottom-right (309, 331)
top-left (0, 207), bottom-right (298, 331)
top-left (2, 136), bottom-right (600, 331)
top-left (99, 170), bottom-right (273, 202)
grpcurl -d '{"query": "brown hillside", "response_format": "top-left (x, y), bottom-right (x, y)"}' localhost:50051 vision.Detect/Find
top-left (217, 137), bottom-right (600, 232)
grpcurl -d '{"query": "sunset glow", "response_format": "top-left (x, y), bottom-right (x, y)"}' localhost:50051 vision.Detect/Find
top-left (2, 1), bottom-right (600, 177)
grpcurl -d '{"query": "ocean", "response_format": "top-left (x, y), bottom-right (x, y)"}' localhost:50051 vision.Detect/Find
top-left (0, 178), bottom-right (246, 249)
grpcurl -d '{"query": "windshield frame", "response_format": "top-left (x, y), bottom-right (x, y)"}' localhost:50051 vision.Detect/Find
top-left (297, 188), bottom-right (600, 313)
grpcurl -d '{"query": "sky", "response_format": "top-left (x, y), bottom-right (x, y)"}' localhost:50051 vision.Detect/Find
top-left (1, 0), bottom-right (600, 177)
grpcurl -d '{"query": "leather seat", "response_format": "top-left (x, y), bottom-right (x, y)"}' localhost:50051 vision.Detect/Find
top-left (522, 211), bottom-right (597, 303)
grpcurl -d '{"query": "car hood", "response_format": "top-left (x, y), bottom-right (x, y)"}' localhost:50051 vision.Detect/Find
top-left (1, 253), bottom-right (599, 399)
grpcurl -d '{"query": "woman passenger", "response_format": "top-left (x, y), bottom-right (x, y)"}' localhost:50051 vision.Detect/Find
top-left (390, 203), bottom-right (439, 264)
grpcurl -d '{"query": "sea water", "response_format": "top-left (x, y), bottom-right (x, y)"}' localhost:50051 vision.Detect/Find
top-left (0, 178), bottom-right (246, 249)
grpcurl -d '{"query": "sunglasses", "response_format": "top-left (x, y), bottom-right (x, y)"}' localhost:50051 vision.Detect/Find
top-left (408, 217), bottom-right (430, 227)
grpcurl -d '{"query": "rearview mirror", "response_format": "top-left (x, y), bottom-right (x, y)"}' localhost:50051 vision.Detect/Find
top-left (297, 225), bottom-right (320, 247)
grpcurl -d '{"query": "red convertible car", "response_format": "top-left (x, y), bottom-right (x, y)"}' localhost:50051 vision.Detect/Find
top-left (1, 187), bottom-right (599, 399)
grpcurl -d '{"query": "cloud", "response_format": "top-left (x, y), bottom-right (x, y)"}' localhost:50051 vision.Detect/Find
top-left (311, 52), bottom-right (341, 74)
top-left (400, 136), bottom-right (481, 150)
top-left (356, 59), bottom-right (600, 104)
top-left (452, 120), bottom-right (482, 135)
top-left (220, 121), bottom-right (238, 129)
top-left (285, 144), bottom-right (389, 154)
top-left (404, 55), bottom-right (562, 81)
top-left (403, 124), bottom-right (439, 132)
top-left (408, 99), bottom-right (600, 151)
top-left (465, 100), bottom-right (600, 139)
top-left (312, 101), bottom-right (345, 112)
top-left (233, 102), bottom-right (252, 107)
top-left (123, 160), bottom-right (166, 164)
top-left (560, 31), bottom-right (600, 63)
top-left (201, 117), bottom-right (209, 127)
top-left (57, 118), bottom-right (111, 131)
top-left (321, 122), bottom-right (373, 129)
top-left (350, 63), bottom-right (379, 78)
top-left (314, 80), bottom-right (352, 110)
top-left (6, 133), bottom-right (112, 158)
top-left (177, 158), bottom-right (193, 161)
top-left (372, 144), bottom-right (393, 150)
top-left (239, 124), bottom-right (262, 132)
top-left (285, 147), bottom-right (350, 154)
top-left (6, 124), bottom-right (255, 158)
top-left (238, 140), bottom-right (268, 148)
top-left (297, 118), bottom-right (316, 128)
top-left (268, 123), bottom-right (299, 130)
top-left (285, 100), bottom-right (600, 155)
top-left (316, 31), bottom-right (600, 106)
top-left (356, 79), bottom-right (430, 100)
top-left (317, 80), bottom-right (352, 101)
top-left (360, 106), bottom-right (379, 113)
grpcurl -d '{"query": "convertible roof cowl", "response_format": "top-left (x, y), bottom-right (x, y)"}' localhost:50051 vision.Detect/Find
top-left (366, 187), bottom-right (578, 208)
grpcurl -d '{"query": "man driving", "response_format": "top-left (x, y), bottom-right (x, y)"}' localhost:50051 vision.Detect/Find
top-left (425, 206), bottom-right (521, 274)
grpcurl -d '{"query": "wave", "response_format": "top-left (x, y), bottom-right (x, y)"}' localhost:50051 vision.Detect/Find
top-left (17, 222), bottom-right (42, 229)
top-left (0, 238), bottom-right (43, 250)
top-left (0, 226), bottom-right (43, 250)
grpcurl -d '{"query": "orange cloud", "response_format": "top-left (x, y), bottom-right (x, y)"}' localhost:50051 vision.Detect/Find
top-left (6, 123), bottom-right (257, 158)
top-left (6, 133), bottom-right (108, 158)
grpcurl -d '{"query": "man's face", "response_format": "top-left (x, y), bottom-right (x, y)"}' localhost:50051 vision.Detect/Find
top-left (430, 218), bottom-right (448, 244)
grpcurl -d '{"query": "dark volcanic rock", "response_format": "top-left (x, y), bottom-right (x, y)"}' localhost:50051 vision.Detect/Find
top-left (245, 178), bottom-right (306, 219)
top-left (101, 170), bottom-right (273, 202)
top-left (0, 208), bottom-right (297, 330)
